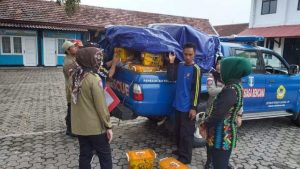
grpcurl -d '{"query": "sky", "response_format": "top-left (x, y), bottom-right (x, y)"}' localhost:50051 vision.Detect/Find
top-left (80, 0), bottom-right (252, 26)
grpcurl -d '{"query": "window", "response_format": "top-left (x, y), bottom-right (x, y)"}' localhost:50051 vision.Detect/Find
top-left (262, 52), bottom-right (288, 74)
top-left (298, 0), bottom-right (300, 10)
top-left (1, 36), bottom-right (23, 54)
top-left (234, 49), bottom-right (260, 70)
top-left (261, 0), bottom-right (277, 15)
top-left (2, 36), bottom-right (11, 53)
top-left (57, 39), bottom-right (65, 54)
top-left (13, 37), bottom-right (22, 54)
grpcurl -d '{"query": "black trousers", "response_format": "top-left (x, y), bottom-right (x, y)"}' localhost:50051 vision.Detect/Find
top-left (65, 103), bottom-right (71, 133)
top-left (211, 148), bottom-right (232, 169)
top-left (175, 110), bottom-right (196, 164)
top-left (78, 134), bottom-right (112, 169)
top-left (205, 143), bottom-right (212, 167)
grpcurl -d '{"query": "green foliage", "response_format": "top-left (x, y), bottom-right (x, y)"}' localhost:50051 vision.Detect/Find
top-left (57, 0), bottom-right (80, 16)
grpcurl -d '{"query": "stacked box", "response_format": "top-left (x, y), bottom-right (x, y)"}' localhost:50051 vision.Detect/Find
top-left (127, 149), bottom-right (156, 169)
top-left (159, 157), bottom-right (188, 169)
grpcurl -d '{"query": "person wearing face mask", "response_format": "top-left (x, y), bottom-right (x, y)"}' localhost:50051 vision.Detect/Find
top-left (71, 47), bottom-right (113, 169)
top-left (62, 41), bottom-right (78, 137)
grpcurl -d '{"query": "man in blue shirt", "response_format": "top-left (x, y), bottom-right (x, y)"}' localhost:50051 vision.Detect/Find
top-left (167, 42), bottom-right (202, 164)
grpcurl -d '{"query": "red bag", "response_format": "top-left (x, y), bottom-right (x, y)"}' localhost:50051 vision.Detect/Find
top-left (104, 85), bottom-right (120, 112)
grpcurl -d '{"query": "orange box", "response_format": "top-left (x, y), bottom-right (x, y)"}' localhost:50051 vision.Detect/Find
top-left (159, 157), bottom-right (188, 169)
top-left (126, 149), bottom-right (156, 169)
top-left (129, 64), bottom-right (159, 73)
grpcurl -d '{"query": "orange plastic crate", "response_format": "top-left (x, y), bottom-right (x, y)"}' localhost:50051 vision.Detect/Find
top-left (159, 157), bottom-right (188, 169)
top-left (126, 149), bottom-right (156, 169)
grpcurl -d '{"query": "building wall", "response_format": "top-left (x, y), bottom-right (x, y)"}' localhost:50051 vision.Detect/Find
top-left (0, 28), bottom-right (83, 66)
top-left (0, 29), bottom-right (38, 66)
top-left (43, 31), bottom-right (82, 66)
top-left (250, 0), bottom-right (300, 28)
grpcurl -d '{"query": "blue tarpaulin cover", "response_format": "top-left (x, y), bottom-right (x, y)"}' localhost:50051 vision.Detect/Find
top-left (99, 24), bottom-right (219, 72)
top-left (99, 25), bottom-right (182, 60)
top-left (149, 24), bottom-right (219, 72)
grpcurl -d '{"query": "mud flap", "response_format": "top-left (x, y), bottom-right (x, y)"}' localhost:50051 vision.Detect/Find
top-left (111, 104), bottom-right (138, 120)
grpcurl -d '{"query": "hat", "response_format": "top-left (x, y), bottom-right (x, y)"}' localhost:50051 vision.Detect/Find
top-left (62, 41), bottom-right (75, 52)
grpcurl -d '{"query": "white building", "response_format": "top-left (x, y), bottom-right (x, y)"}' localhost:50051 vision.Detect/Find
top-left (240, 0), bottom-right (300, 66)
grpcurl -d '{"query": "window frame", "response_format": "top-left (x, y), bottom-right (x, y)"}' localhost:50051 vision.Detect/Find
top-left (13, 36), bottom-right (23, 54)
top-left (261, 50), bottom-right (289, 74)
top-left (57, 38), bottom-right (66, 55)
top-left (261, 0), bottom-right (277, 15)
top-left (231, 48), bottom-right (265, 73)
top-left (0, 36), bottom-right (23, 55)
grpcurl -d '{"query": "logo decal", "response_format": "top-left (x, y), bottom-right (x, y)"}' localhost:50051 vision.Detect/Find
top-left (248, 76), bottom-right (254, 87)
top-left (276, 85), bottom-right (286, 100)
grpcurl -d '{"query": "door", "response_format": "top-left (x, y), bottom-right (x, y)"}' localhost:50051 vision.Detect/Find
top-left (23, 37), bottom-right (37, 66)
top-left (283, 38), bottom-right (300, 67)
top-left (44, 38), bottom-right (56, 66)
top-left (232, 48), bottom-right (267, 112)
top-left (262, 51), bottom-right (298, 111)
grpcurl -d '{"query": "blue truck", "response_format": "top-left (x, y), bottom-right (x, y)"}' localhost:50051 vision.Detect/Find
top-left (101, 24), bottom-right (300, 127)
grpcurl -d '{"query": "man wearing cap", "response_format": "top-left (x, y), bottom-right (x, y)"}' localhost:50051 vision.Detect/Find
top-left (62, 40), bottom-right (78, 136)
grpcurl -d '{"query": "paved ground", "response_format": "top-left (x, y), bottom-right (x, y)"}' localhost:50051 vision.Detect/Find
top-left (0, 68), bottom-right (299, 169)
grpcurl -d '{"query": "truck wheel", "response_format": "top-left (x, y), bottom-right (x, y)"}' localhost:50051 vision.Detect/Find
top-left (291, 114), bottom-right (300, 127)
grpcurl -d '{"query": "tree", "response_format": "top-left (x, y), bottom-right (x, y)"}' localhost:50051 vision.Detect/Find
top-left (56, 0), bottom-right (81, 16)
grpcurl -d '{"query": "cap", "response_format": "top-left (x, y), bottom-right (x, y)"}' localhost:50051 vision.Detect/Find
top-left (62, 41), bottom-right (75, 52)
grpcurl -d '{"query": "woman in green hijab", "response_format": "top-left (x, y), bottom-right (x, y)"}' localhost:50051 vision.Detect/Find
top-left (200, 57), bottom-right (252, 169)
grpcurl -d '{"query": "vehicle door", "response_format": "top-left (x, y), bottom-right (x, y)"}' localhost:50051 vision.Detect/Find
top-left (231, 48), bottom-right (267, 112)
top-left (261, 51), bottom-right (298, 111)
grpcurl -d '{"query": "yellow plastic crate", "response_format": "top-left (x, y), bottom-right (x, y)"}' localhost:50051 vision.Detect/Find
top-left (142, 52), bottom-right (164, 67)
top-left (129, 64), bottom-right (159, 73)
top-left (126, 149), bottom-right (156, 169)
top-left (159, 157), bottom-right (188, 169)
top-left (114, 48), bottom-right (129, 62)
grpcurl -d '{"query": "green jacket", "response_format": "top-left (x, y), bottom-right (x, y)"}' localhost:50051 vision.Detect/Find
top-left (63, 54), bottom-right (75, 103)
top-left (71, 73), bottom-right (112, 136)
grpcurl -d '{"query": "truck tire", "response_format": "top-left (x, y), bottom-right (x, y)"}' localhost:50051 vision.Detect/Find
top-left (291, 114), bottom-right (300, 127)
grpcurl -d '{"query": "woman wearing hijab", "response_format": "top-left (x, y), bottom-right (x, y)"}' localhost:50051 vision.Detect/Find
top-left (200, 57), bottom-right (252, 169)
top-left (71, 47), bottom-right (113, 169)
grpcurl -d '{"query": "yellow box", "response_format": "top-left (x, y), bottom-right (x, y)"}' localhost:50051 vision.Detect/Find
top-left (114, 48), bottom-right (129, 62)
top-left (159, 157), bottom-right (188, 169)
top-left (142, 52), bottom-right (164, 67)
top-left (127, 149), bottom-right (156, 169)
top-left (129, 64), bottom-right (159, 73)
